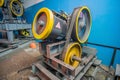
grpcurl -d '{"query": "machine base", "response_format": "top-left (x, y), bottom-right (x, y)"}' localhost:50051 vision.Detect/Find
top-left (32, 41), bottom-right (99, 80)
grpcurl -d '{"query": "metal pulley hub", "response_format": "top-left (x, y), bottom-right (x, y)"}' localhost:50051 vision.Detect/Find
top-left (0, 0), bottom-right (4, 7)
top-left (10, 0), bottom-right (24, 16)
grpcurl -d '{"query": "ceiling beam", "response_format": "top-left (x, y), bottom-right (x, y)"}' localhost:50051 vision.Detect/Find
top-left (23, 0), bottom-right (44, 9)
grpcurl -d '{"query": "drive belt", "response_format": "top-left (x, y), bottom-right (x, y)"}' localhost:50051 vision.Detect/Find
top-left (62, 7), bottom-right (81, 60)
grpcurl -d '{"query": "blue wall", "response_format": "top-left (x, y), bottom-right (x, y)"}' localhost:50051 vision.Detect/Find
top-left (24, 0), bottom-right (120, 68)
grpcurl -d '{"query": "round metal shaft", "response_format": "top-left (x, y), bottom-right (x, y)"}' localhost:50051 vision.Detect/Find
top-left (38, 20), bottom-right (45, 27)
top-left (72, 56), bottom-right (81, 62)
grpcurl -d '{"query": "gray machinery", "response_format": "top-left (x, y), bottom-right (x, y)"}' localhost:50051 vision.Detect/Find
top-left (31, 7), bottom-right (115, 80)
top-left (0, 0), bottom-right (32, 45)
top-left (31, 7), bottom-right (99, 80)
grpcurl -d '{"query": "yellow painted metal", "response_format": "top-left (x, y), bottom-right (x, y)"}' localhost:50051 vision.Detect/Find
top-left (75, 6), bottom-right (91, 43)
top-left (32, 7), bottom-right (54, 40)
top-left (61, 14), bottom-right (67, 19)
top-left (21, 30), bottom-right (30, 37)
top-left (64, 42), bottom-right (82, 68)
top-left (0, 0), bottom-right (4, 7)
top-left (10, 0), bottom-right (23, 16)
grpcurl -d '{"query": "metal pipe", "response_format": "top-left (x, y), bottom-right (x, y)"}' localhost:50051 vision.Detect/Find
top-left (87, 42), bottom-right (120, 50)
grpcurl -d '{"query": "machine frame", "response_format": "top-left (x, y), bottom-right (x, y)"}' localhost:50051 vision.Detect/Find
top-left (32, 41), bottom-right (97, 80)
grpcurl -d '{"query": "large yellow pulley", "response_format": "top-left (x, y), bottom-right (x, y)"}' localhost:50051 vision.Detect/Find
top-left (0, 0), bottom-right (4, 7)
top-left (64, 42), bottom-right (82, 68)
top-left (10, 0), bottom-right (24, 16)
top-left (72, 6), bottom-right (91, 43)
top-left (32, 8), bottom-right (54, 40)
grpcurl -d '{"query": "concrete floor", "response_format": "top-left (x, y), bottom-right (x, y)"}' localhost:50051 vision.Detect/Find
top-left (0, 41), bottom-right (115, 80)
top-left (85, 65), bottom-right (114, 80)
top-left (0, 41), bottom-right (41, 80)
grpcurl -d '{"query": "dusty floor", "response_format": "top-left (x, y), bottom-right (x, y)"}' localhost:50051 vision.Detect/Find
top-left (0, 41), bottom-right (115, 80)
top-left (0, 41), bottom-right (41, 80)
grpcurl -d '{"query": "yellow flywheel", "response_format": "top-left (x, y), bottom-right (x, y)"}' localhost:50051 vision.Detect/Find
top-left (10, 0), bottom-right (24, 16)
top-left (0, 0), bottom-right (4, 7)
top-left (32, 7), bottom-right (54, 40)
top-left (72, 6), bottom-right (92, 43)
top-left (64, 42), bottom-right (82, 68)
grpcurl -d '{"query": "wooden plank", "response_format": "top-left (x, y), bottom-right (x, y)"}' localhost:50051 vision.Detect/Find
top-left (35, 63), bottom-right (60, 80)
